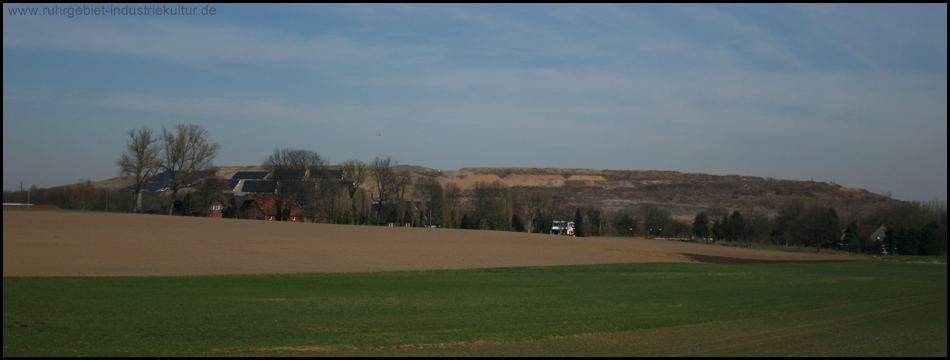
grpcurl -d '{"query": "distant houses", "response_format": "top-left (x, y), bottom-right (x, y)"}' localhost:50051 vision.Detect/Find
top-left (241, 194), bottom-right (303, 222)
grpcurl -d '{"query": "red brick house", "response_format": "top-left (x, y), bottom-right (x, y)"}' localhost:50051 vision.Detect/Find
top-left (241, 194), bottom-right (303, 222)
top-left (209, 201), bottom-right (224, 218)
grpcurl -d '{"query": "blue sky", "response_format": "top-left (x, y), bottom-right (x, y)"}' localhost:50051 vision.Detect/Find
top-left (3, 4), bottom-right (947, 202)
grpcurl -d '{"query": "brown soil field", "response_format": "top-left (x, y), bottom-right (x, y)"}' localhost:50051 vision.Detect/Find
top-left (3, 210), bottom-right (862, 277)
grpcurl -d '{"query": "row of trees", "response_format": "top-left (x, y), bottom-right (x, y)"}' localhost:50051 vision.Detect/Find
top-left (116, 124), bottom-right (220, 214)
top-left (689, 199), bottom-right (946, 255)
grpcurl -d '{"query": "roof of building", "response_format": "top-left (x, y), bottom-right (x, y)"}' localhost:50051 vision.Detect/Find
top-left (857, 224), bottom-right (886, 239)
top-left (242, 180), bottom-right (276, 193)
top-left (244, 194), bottom-right (302, 217)
top-left (232, 171), bottom-right (269, 180)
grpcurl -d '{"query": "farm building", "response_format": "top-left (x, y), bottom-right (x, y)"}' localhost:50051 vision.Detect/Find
top-left (551, 220), bottom-right (575, 236)
top-left (241, 194), bottom-right (303, 222)
top-left (858, 224), bottom-right (887, 252)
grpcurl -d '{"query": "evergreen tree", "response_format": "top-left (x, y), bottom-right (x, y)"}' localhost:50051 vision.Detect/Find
top-left (693, 212), bottom-right (710, 241)
top-left (511, 214), bottom-right (525, 232)
top-left (573, 208), bottom-right (585, 237)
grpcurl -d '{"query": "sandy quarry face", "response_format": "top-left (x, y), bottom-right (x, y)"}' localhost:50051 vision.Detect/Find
top-left (3, 210), bottom-right (861, 277)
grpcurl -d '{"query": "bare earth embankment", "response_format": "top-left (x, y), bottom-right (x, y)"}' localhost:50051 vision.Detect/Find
top-left (3, 211), bottom-right (861, 277)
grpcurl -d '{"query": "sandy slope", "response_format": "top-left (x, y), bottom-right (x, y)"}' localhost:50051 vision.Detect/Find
top-left (3, 210), bottom-right (861, 277)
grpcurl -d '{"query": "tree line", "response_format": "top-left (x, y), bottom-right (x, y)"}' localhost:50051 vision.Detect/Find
top-left (4, 124), bottom-right (945, 256)
top-left (688, 199), bottom-right (946, 255)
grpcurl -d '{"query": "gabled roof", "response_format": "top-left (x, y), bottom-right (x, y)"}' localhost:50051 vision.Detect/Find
top-left (311, 169), bottom-right (343, 179)
top-left (857, 224), bottom-right (886, 239)
top-left (244, 194), bottom-right (302, 217)
top-left (232, 171), bottom-right (269, 180)
top-left (242, 180), bottom-right (276, 193)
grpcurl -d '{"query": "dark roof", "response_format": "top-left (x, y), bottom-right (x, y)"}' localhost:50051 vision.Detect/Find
top-left (143, 180), bottom-right (173, 191)
top-left (272, 169), bottom-right (307, 180)
top-left (242, 180), bottom-right (276, 193)
top-left (858, 224), bottom-right (886, 239)
top-left (232, 171), bottom-right (269, 180)
top-left (227, 179), bottom-right (241, 191)
top-left (150, 170), bottom-right (217, 186)
top-left (311, 169), bottom-right (343, 179)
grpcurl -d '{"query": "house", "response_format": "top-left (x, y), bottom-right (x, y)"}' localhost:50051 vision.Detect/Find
top-left (858, 224), bottom-right (887, 243)
top-left (857, 224), bottom-right (887, 254)
top-left (209, 201), bottom-right (224, 218)
top-left (551, 220), bottom-right (575, 236)
top-left (241, 194), bottom-right (303, 222)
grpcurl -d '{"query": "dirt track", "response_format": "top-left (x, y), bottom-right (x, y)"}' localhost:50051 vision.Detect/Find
top-left (3, 211), bottom-right (862, 277)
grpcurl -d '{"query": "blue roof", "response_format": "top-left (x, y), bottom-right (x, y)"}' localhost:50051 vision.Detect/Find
top-left (232, 171), bottom-right (269, 180)
top-left (242, 180), bottom-right (276, 193)
top-left (227, 179), bottom-right (241, 191)
top-left (143, 180), bottom-right (173, 191)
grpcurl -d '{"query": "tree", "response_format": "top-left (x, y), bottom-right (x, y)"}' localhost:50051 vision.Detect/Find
top-left (522, 193), bottom-right (551, 234)
top-left (391, 171), bottom-right (413, 225)
top-left (116, 126), bottom-right (160, 213)
top-left (773, 199), bottom-right (806, 246)
top-left (442, 183), bottom-right (462, 228)
top-left (194, 177), bottom-right (228, 216)
top-left (341, 159), bottom-right (367, 197)
top-left (573, 208), bottom-right (585, 237)
top-left (612, 210), bottom-right (637, 237)
top-left (341, 159), bottom-right (369, 223)
top-left (641, 204), bottom-right (671, 238)
top-left (263, 148), bottom-right (327, 222)
top-left (728, 211), bottom-right (745, 242)
top-left (693, 212), bottom-right (710, 242)
top-left (473, 181), bottom-right (510, 230)
top-left (159, 124), bottom-right (220, 215)
top-left (415, 177), bottom-right (443, 227)
top-left (843, 222), bottom-right (860, 252)
top-left (180, 193), bottom-right (195, 216)
top-left (370, 157), bottom-right (398, 224)
top-left (800, 206), bottom-right (839, 251)
top-left (223, 195), bottom-right (238, 219)
top-left (511, 214), bottom-right (525, 232)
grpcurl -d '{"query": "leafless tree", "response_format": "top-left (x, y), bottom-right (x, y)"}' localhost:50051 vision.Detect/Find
top-left (341, 159), bottom-right (367, 196)
top-left (193, 177), bottom-right (229, 217)
top-left (116, 127), bottom-right (160, 213)
top-left (370, 157), bottom-right (398, 224)
top-left (159, 124), bottom-right (221, 215)
top-left (415, 177), bottom-right (443, 227)
top-left (391, 171), bottom-right (414, 224)
top-left (442, 183), bottom-right (462, 228)
top-left (263, 148), bottom-right (327, 221)
top-left (473, 181), bottom-right (511, 230)
top-left (522, 192), bottom-right (550, 233)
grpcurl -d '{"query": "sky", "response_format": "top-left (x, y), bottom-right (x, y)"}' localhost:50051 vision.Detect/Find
top-left (3, 4), bottom-right (947, 202)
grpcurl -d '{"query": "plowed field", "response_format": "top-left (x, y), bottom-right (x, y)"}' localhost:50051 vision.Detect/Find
top-left (3, 210), bottom-right (861, 277)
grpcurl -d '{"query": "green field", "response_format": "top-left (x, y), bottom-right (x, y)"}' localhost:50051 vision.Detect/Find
top-left (3, 262), bottom-right (946, 357)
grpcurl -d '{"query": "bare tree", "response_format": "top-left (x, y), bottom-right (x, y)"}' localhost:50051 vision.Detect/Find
top-left (341, 159), bottom-right (367, 197)
top-left (473, 181), bottom-right (511, 230)
top-left (159, 124), bottom-right (221, 215)
top-left (370, 157), bottom-right (398, 224)
top-left (116, 127), bottom-right (160, 213)
top-left (391, 171), bottom-right (414, 224)
top-left (415, 177), bottom-right (443, 227)
top-left (263, 148), bottom-right (327, 221)
top-left (442, 183), bottom-right (462, 228)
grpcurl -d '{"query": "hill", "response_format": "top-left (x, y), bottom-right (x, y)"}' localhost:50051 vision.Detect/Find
top-left (20, 165), bottom-right (896, 220)
top-left (421, 167), bottom-right (893, 220)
